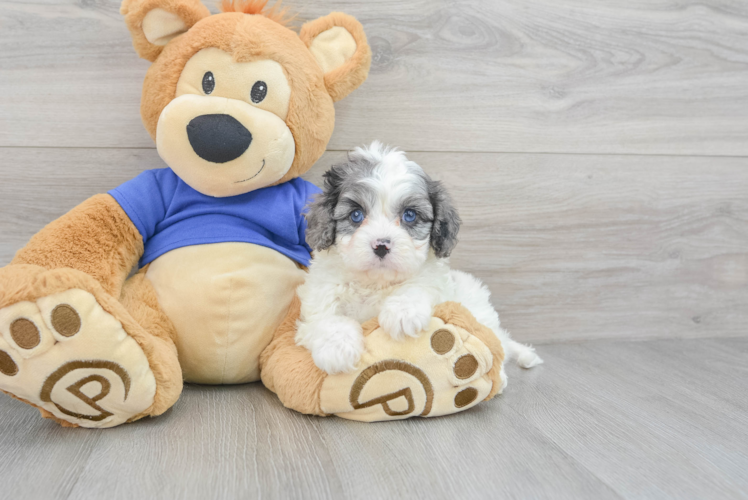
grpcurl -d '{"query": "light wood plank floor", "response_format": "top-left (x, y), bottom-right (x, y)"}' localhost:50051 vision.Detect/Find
top-left (2, 148), bottom-right (746, 344)
top-left (1, 338), bottom-right (747, 499)
top-left (1, 0), bottom-right (747, 498)
top-left (1, 1), bottom-right (748, 154)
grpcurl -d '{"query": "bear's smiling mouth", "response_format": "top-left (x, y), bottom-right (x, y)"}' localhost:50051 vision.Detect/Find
top-left (233, 159), bottom-right (266, 184)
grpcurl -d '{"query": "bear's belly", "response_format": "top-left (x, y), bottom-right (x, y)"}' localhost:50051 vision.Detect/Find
top-left (145, 242), bottom-right (306, 384)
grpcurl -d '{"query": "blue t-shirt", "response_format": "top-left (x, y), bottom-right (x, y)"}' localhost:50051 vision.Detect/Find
top-left (109, 168), bottom-right (320, 268)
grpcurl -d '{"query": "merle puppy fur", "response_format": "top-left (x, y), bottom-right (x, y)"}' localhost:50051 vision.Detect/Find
top-left (306, 152), bottom-right (460, 259)
top-left (295, 142), bottom-right (542, 376)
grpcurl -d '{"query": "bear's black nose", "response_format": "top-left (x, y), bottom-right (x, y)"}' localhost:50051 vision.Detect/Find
top-left (186, 114), bottom-right (252, 164)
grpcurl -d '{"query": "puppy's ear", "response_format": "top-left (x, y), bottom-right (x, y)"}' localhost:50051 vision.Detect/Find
top-left (304, 165), bottom-right (347, 251)
top-left (429, 180), bottom-right (461, 258)
top-left (121, 0), bottom-right (210, 62)
top-left (299, 13), bottom-right (371, 102)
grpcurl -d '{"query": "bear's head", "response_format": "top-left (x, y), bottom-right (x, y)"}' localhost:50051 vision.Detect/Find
top-left (121, 0), bottom-right (370, 197)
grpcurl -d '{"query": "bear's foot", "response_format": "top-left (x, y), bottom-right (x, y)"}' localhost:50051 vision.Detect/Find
top-left (319, 316), bottom-right (499, 421)
top-left (0, 289), bottom-right (157, 428)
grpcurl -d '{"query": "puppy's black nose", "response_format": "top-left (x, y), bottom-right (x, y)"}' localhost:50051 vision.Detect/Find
top-left (374, 245), bottom-right (389, 259)
top-left (187, 114), bottom-right (252, 163)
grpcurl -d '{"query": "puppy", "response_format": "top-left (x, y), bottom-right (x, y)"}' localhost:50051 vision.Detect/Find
top-left (296, 142), bottom-right (542, 382)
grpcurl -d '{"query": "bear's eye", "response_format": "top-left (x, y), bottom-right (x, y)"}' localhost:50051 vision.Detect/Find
top-left (350, 209), bottom-right (365, 223)
top-left (251, 81), bottom-right (268, 103)
top-left (402, 209), bottom-right (417, 223)
top-left (202, 72), bottom-right (215, 95)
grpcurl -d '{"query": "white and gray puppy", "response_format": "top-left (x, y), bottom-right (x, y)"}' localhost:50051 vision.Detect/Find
top-left (296, 142), bottom-right (542, 378)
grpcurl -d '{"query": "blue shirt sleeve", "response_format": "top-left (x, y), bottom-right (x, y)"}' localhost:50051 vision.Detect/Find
top-left (108, 169), bottom-right (177, 244)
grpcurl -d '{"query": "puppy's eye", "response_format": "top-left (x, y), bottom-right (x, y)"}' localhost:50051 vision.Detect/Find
top-left (202, 72), bottom-right (215, 94)
top-left (402, 209), bottom-right (417, 223)
top-left (350, 209), bottom-right (365, 223)
top-left (251, 81), bottom-right (268, 103)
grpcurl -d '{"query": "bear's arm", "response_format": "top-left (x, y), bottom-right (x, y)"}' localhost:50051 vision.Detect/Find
top-left (11, 194), bottom-right (143, 297)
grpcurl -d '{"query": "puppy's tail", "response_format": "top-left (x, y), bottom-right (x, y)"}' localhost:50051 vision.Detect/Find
top-left (505, 340), bottom-right (543, 368)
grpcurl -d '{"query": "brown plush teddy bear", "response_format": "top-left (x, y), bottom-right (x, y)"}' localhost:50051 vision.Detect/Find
top-left (0, 0), bottom-right (504, 427)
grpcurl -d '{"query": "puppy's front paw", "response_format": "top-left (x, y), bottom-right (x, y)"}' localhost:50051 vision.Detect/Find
top-left (378, 295), bottom-right (433, 340)
top-left (305, 318), bottom-right (364, 374)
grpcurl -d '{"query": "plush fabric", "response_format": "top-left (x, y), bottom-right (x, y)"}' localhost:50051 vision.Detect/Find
top-left (308, 27), bottom-right (357, 75)
top-left (139, 14), bottom-right (334, 185)
top-left (121, 0), bottom-right (210, 62)
top-left (0, 0), bottom-right (506, 427)
top-left (261, 297), bottom-right (505, 421)
top-left (11, 195), bottom-right (143, 298)
top-left (0, 265), bottom-right (181, 426)
top-left (219, 0), bottom-right (295, 26)
top-left (142, 8), bottom-right (188, 46)
top-left (299, 13), bottom-right (372, 103)
top-left (176, 49), bottom-right (292, 120)
top-left (156, 89), bottom-right (296, 197)
top-left (109, 168), bottom-right (320, 267)
top-left (431, 301), bottom-right (506, 400)
top-left (145, 243), bottom-right (306, 384)
top-left (0, 288), bottom-right (158, 428)
top-left (259, 295), bottom-right (326, 416)
top-left (119, 265), bottom-right (183, 419)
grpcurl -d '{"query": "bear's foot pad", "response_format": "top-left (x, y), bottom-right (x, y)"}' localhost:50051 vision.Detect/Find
top-left (320, 317), bottom-right (495, 421)
top-left (0, 289), bottom-right (156, 428)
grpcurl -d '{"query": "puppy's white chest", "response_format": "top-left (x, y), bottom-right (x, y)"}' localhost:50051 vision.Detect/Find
top-left (336, 285), bottom-right (392, 324)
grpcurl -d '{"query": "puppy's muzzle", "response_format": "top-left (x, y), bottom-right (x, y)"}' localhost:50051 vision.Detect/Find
top-left (187, 114), bottom-right (252, 163)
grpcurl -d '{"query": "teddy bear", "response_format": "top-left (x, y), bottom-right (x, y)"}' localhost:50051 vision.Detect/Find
top-left (0, 0), bottom-right (505, 427)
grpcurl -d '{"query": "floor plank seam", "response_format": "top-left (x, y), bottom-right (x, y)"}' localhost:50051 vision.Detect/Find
top-left (2, 145), bottom-right (748, 160)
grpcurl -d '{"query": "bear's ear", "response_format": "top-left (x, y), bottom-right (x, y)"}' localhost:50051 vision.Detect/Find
top-left (121, 0), bottom-right (210, 62)
top-left (299, 13), bottom-right (372, 102)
